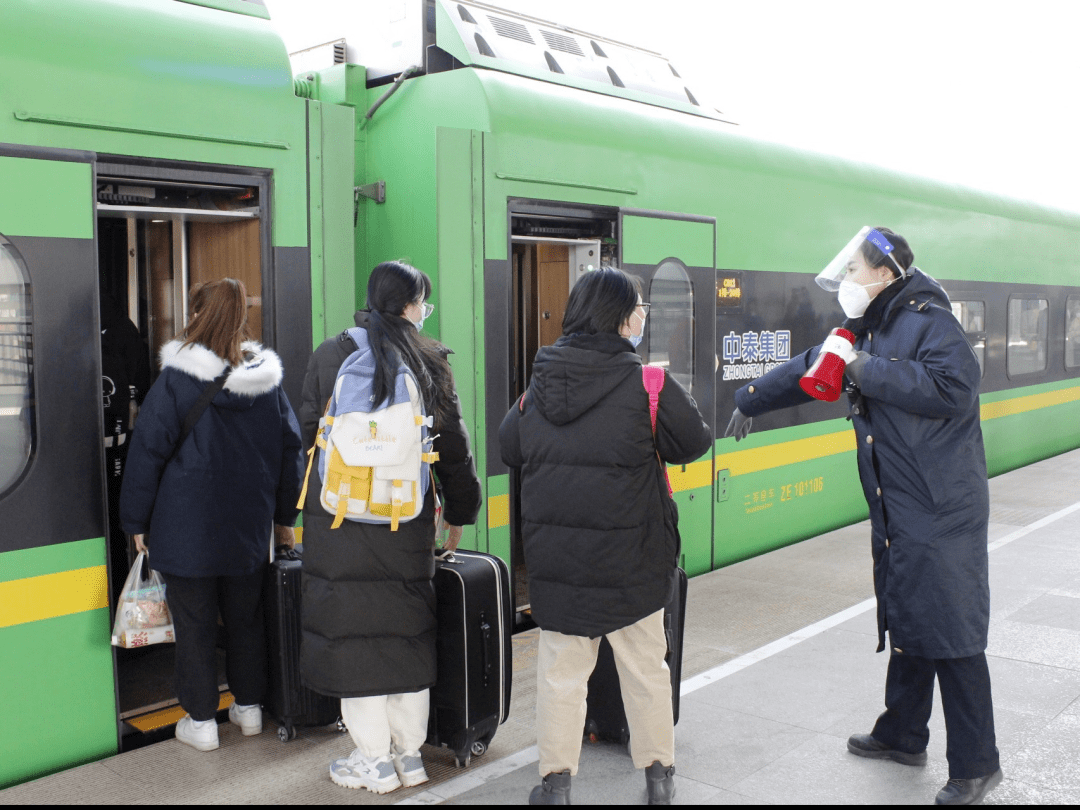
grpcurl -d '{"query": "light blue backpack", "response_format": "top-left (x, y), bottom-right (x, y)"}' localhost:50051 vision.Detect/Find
top-left (299, 328), bottom-right (438, 530)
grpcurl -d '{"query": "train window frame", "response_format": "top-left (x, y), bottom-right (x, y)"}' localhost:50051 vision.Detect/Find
top-left (1066, 296), bottom-right (1080, 371)
top-left (0, 234), bottom-right (34, 497)
top-left (646, 257), bottom-right (695, 394)
top-left (1006, 295), bottom-right (1050, 379)
top-left (951, 300), bottom-right (986, 377)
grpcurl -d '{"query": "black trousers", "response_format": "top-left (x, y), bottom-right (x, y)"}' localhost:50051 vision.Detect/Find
top-left (871, 651), bottom-right (1000, 779)
top-left (161, 567), bottom-right (268, 722)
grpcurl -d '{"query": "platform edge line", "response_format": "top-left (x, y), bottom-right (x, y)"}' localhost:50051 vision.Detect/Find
top-left (394, 745), bottom-right (540, 805)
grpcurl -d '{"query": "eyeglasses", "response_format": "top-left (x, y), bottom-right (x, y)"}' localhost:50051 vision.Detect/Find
top-left (638, 302), bottom-right (651, 318)
top-left (419, 302), bottom-right (435, 318)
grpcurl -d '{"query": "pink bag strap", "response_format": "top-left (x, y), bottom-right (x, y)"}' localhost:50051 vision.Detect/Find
top-left (642, 365), bottom-right (665, 434)
top-left (641, 366), bottom-right (673, 497)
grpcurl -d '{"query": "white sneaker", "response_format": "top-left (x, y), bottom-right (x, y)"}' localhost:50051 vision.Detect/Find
top-left (229, 703), bottom-right (263, 736)
top-left (392, 744), bottom-right (429, 787)
top-left (329, 750), bottom-right (402, 793)
top-left (175, 715), bottom-right (219, 752)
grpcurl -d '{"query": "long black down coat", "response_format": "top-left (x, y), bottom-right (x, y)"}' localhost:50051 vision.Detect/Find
top-left (500, 332), bottom-right (712, 638)
top-left (735, 269), bottom-right (989, 659)
top-left (297, 313), bottom-right (482, 698)
top-left (120, 340), bottom-right (304, 577)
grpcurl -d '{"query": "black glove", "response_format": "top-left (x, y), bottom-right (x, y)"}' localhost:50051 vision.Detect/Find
top-left (845, 351), bottom-right (871, 387)
top-left (724, 408), bottom-right (753, 442)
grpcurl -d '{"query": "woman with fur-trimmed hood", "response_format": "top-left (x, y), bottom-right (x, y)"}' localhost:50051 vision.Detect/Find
top-left (120, 278), bottom-right (304, 754)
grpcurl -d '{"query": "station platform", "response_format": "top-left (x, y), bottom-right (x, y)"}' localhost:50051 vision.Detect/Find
top-left (6, 448), bottom-right (1080, 805)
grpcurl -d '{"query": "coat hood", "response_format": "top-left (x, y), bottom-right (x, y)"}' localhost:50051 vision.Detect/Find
top-left (160, 339), bottom-right (283, 403)
top-left (530, 332), bottom-right (642, 426)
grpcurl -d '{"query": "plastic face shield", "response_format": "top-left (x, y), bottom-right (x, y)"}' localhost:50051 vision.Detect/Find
top-left (815, 227), bottom-right (905, 291)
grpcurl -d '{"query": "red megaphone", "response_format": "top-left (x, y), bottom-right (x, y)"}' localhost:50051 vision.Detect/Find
top-left (799, 328), bottom-right (856, 402)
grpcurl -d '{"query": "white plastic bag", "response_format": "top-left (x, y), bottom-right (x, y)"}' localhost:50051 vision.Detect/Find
top-left (111, 552), bottom-right (175, 648)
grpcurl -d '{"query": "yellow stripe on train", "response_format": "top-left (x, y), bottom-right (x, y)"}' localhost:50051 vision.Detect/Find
top-left (0, 565), bottom-right (108, 628)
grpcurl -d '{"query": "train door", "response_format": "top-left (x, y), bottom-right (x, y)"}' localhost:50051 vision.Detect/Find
top-left (619, 209), bottom-right (717, 575)
top-left (0, 146), bottom-right (117, 785)
top-left (504, 204), bottom-right (617, 619)
top-left (94, 160), bottom-right (273, 739)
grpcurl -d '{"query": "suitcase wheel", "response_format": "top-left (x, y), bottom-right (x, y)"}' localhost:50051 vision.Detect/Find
top-left (454, 753), bottom-right (471, 768)
top-left (470, 739), bottom-right (488, 757)
top-left (336, 717), bottom-right (348, 733)
top-left (278, 724), bottom-right (298, 743)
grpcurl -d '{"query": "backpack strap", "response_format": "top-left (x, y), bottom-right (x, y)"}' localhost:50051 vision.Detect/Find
top-left (641, 366), bottom-right (673, 497)
top-left (296, 396), bottom-right (333, 510)
top-left (167, 368), bottom-right (231, 466)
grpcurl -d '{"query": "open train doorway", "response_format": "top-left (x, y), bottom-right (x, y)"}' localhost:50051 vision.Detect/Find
top-left (95, 160), bottom-right (272, 741)
top-left (507, 203), bottom-right (618, 620)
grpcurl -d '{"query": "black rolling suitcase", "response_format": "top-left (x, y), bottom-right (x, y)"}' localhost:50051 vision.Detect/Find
top-left (263, 545), bottom-right (340, 741)
top-left (584, 567), bottom-right (687, 745)
top-left (427, 549), bottom-right (513, 767)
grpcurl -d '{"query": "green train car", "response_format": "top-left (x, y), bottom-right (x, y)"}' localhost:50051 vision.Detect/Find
top-left (2, 0), bottom-right (1079, 788)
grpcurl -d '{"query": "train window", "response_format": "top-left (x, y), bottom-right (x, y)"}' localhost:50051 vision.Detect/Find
top-left (1067, 297), bottom-right (1080, 370)
top-left (1007, 297), bottom-right (1049, 376)
top-left (0, 235), bottom-right (33, 495)
top-left (647, 259), bottom-right (694, 393)
top-left (951, 300), bottom-right (986, 375)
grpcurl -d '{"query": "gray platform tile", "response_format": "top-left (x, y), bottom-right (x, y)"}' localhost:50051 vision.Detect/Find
top-left (1000, 712), bottom-right (1080, 792)
top-left (984, 776), bottom-right (1080, 805)
top-left (986, 653), bottom-right (1080, 718)
top-left (987, 521), bottom-right (1023, 542)
top-left (988, 544), bottom-right (1080, 592)
top-left (1009, 593), bottom-right (1080, 633)
top-left (1016, 525), bottom-right (1080, 552)
top-left (684, 574), bottom-right (866, 658)
top-left (672, 697), bottom-right (816, 790)
top-left (725, 731), bottom-right (951, 806)
top-left (832, 605), bottom-right (878, 637)
top-left (987, 620), bottom-right (1080, 671)
top-left (440, 740), bottom-right (722, 805)
top-left (685, 629), bottom-right (889, 733)
top-left (989, 584), bottom-right (1046, 622)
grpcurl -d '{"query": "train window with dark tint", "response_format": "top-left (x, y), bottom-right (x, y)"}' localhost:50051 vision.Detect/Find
top-left (951, 300), bottom-right (986, 376)
top-left (1007, 297), bottom-right (1049, 376)
top-left (647, 259), bottom-right (694, 393)
top-left (1067, 297), bottom-right (1080, 370)
top-left (0, 235), bottom-right (33, 496)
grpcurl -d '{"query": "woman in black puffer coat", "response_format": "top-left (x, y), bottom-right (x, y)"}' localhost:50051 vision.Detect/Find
top-left (500, 267), bottom-right (711, 805)
top-left (298, 261), bottom-right (481, 795)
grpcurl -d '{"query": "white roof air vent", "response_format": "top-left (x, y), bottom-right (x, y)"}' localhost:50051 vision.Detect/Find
top-left (440, 0), bottom-right (709, 111)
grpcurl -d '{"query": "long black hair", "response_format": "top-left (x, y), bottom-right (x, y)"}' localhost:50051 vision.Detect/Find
top-left (365, 261), bottom-right (456, 425)
top-left (561, 266), bottom-right (641, 336)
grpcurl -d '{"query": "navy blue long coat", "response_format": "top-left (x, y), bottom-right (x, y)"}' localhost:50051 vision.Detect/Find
top-left (735, 269), bottom-right (989, 659)
top-left (120, 340), bottom-right (304, 578)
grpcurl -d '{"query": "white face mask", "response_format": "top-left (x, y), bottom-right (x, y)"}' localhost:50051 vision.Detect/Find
top-left (838, 278), bottom-right (891, 319)
top-left (626, 309), bottom-right (645, 348)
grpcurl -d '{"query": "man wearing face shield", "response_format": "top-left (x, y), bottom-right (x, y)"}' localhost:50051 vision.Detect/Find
top-left (724, 228), bottom-right (1001, 806)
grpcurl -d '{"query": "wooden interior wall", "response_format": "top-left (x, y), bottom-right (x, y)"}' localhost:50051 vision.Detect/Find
top-left (188, 219), bottom-right (262, 341)
top-left (536, 243), bottom-right (569, 349)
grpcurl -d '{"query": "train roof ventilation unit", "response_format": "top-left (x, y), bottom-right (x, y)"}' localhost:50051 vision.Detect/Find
top-left (489, 15), bottom-right (534, 44)
top-left (541, 30), bottom-right (585, 57)
top-left (436, 0), bottom-right (718, 116)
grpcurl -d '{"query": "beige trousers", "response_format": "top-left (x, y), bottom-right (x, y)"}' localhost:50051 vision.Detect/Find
top-left (340, 689), bottom-right (429, 758)
top-left (536, 609), bottom-right (674, 776)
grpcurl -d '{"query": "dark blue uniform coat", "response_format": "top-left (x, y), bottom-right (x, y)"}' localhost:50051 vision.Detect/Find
top-left (735, 269), bottom-right (989, 659)
top-left (120, 340), bottom-right (304, 578)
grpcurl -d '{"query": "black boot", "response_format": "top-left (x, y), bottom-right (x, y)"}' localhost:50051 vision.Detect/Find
top-left (847, 733), bottom-right (927, 766)
top-left (529, 770), bottom-right (571, 805)
top-left (645, 760), bottom-right (675, 805)
top-left (935, 769), bottom-right (1003, 805)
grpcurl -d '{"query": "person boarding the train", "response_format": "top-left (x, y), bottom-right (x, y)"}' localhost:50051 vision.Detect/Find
top-left (120, 278), bottom-right (305, 752)
top-left (724, 228), bottom-right (1001, 806)
top-left (298, 261), bottom-right (482, 794)
top-left (500, 267), bottom-right (712, 805)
